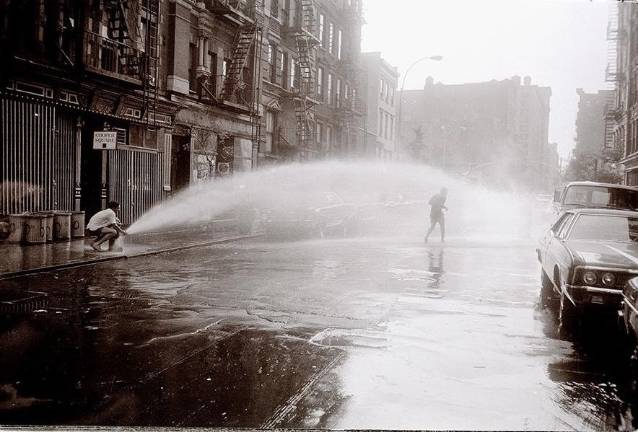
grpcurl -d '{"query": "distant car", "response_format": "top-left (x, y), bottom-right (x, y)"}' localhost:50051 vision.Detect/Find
top-left (553, 182), bottom-right (638, 214)
top-left (537, 208), bottom-right (638, 331)
top-left (263, 192), bottom-right (358, 239)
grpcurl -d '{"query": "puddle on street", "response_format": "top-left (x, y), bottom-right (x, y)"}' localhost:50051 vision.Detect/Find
top-left (1, 239), bottom-right (638, 429)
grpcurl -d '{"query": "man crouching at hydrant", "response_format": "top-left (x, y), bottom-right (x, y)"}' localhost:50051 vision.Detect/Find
top-left (87, 201), bottom-right (127, 252)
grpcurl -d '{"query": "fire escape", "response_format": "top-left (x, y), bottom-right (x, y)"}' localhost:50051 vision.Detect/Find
top-left (217, 0), bottom-right (265, 166)
top-left (293, 0), bottom-right (319, 151)
top-left (604, 2), bottom-right (624, 155)
top-left (98, 0), bottom-right (160, 125)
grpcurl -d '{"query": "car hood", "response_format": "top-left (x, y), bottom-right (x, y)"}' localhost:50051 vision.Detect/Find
top-left (566, 240), bottom-right (638, 270)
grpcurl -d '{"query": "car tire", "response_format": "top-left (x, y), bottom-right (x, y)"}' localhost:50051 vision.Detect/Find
top-left (539, 270), bottom-right (558, 310)
top-left (558, 287), bottom-right (578, 337)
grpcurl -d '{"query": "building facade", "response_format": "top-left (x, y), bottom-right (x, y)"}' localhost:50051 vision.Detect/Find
top-left (258, 0), bottom-right (364, 163)
top-left (608, 2), bottom-right (638, 185)
top-left (398, 76), bottom-right (553, 192)
top-left (0, 0), bottom-right (364, 225)
top-left (360, 52), bottom-right (398, 159)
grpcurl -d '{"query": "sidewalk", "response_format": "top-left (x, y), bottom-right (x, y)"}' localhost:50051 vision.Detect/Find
top-left (0, 219), bottom-right (261, 280)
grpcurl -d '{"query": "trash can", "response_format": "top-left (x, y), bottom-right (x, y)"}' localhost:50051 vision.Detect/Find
top-left (35, 212), bottom-right (54, 242)
top-left (71, 211), bottom-right (85, 238)
top-left (52, 212), bottom-right (72, 241)
top-left (24, 214), bottom-right (48, 244)
top-left (7, 214), bottom-right (28, 243)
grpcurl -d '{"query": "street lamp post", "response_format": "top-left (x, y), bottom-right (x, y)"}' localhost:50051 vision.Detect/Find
top-left (396, 55), bottom-right (443, 161)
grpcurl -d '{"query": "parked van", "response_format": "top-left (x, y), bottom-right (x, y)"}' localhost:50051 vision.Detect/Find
top-left (553, 181), bottom-right (638, 214)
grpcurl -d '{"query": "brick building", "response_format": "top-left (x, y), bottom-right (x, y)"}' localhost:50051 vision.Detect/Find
top-left (398, 76), bottom-right (554, 192)
top-left (0, 0), bottom-right (365, 225)
top-left (360, 52), bottom-right (399, 159)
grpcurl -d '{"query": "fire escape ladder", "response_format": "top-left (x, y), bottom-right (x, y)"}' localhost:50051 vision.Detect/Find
top-left (295, 98), bottom-right (313, 147)
top-left (141, 0), bottom-right (160, 125)
top-left (300, 0), bottom-right (316, 34)
top-left (605, 2), bottom-right (621, 151)
top-left (221, 24), bottom-right (257, 101)
top-left (295, 35), bottom-right (315, 96)
top-left (105, 0), bottom-right (130, 42)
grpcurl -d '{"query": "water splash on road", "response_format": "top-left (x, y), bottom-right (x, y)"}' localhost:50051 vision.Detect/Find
top-left (127, 161), bottom-right (552, 240)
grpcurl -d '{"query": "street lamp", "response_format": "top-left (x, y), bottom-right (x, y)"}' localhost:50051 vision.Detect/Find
top-left (396, 55), bottom-right (443, 161)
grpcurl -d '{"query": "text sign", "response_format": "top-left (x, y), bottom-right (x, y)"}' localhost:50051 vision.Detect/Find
top-left (93, 131), bottom-right (117, 150)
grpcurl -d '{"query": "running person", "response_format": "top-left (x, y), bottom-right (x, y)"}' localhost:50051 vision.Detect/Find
top-left (425, 188), bottom-right (448, 243)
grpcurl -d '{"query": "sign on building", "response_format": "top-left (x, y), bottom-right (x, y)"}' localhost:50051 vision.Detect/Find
top-left (93, 131), bottom-right (117, 150)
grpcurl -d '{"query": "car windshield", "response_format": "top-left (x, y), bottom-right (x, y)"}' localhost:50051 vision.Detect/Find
top-left (568, 214), bottom-right (638, 242)
top-left (563, 186), bottom-right (638, 210)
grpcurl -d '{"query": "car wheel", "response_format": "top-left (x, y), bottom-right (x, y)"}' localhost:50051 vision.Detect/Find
top-left (539, 270), bottom-right (557, 310)
top-left (558, 287), bottom-right (578, 337)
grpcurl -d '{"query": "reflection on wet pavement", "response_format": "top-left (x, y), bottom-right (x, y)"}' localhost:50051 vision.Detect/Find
top-left (1, 237), bottom-right (638, 429)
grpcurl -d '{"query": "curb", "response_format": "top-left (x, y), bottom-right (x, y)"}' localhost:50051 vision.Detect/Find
top-left (0, 233), bottom-right (262, 281)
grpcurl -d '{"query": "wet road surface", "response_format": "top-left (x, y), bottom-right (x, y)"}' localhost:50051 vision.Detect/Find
top-left (1, 236), bottom-right (637, 430)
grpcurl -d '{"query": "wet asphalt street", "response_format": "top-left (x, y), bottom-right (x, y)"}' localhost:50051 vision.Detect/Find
top-left (1, 236), bottom-right (637, 430)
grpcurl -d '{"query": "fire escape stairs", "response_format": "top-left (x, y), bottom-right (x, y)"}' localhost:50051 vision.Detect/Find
top-left (221, 25), bottom-right (257, 102)
top-left (295, 98), bottom-right (313, 148)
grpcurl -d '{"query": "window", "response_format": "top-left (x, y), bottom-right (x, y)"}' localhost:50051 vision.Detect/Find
top-left (326, 125), bottom-right (332, 150)
top-left (290, 57), bottom-right (296, 88)
top-left (189, 42), bottom-right (198, 91)
top-left (317, 67), bottom-right (324, 99)
top-left (389, 86), bottom-right (395, 105)
top-left (337, 29), bottom-right (342, 59)
top-left (327, 73), bottom-right (333, 104)
top-left (379, 79), bottom-right (384, 98)
top-left (264, 110), bottom-right (275, 153)
top-left (336, 78), bottom-right (341, 107)
top-left (267, 44), bottom-right (275, 82)
top-left (319, 14), bottom-right (325, 47)
top-left (328, 22), bottom-right (334, 54)
top-left (316, 122), bottom-right (323, 145)
top-left (379, 108), bottom-right (383, 136)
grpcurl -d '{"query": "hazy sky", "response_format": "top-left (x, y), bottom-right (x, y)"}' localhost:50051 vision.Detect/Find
top-left (361, 0), bottom-right (610, 160)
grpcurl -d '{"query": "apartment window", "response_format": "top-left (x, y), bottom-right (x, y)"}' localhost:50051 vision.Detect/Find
top-left (390, 116), bottom-right (394, 140)
top-left (389, 86), bottom-right (394, 105)
top-left (317, 66), bottom-right (324, 99)
top-left (281, 51), bottom-right (288, 88)
top-left (326, 125), bottom-right (332, 150)
top-left (267, 44), bottom-right (275, 82)
top-left (379, 108), bottom-right (383, 136)
top-left (189, 42), bottom-right (198, 91)
top-left (336, 29), bottom-right (342, 60)
top-left (264, 110), bottom-right (275, 153)
top-left (208, 51), bottom-right (218, 95)
top-left (328, 22), bottom-right (334, 54)
top-left (290, 57), bottom-right (296, 89)
top-left (336, 78), bottom-right (341, 108)
top-left (379, 79), bottom-right (384, 98)
top-left (316, 122), bottom-right (323, 145)
top-left (319, 14), bottom-right (325, 47)
top-left (327, 73), bottom-right (333, 104)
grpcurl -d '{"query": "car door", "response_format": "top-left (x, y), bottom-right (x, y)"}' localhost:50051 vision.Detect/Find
top-left (541, 213), bottom-right (574, 277)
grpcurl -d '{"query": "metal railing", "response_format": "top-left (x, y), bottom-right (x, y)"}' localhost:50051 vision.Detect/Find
top-left (84, 31), bottom-right (142, 81)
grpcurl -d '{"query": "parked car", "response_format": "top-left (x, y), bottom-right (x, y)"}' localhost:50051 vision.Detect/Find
top-left (537, 208), bottom-right (638, 331)
top-left (552, 181), bottom-right (638, 215)
top-left (263, 191), bottom-right (358, 240)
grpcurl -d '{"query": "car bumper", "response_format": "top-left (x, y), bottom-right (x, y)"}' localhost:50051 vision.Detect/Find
top-left (565, 284), bottom-right (623, 308)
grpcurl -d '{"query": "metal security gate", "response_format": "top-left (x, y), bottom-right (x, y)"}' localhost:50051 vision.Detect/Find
top-left (0, 96), bottom-right (75, 214)
top-left (108, 148), bottom-right (164, 225)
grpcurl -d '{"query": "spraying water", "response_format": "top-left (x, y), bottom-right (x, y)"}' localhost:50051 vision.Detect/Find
top-left (127, 161), bottom-right (552, 242)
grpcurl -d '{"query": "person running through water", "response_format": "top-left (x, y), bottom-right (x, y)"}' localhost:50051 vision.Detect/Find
top-left (425, 187), bottom-right (448, 243)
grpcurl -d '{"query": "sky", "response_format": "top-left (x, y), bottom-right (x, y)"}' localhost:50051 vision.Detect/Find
top-left (361, 0), bottom-right (610, 160)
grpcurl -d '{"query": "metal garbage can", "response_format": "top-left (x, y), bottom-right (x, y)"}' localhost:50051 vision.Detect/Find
top-left (35, 212), bottom-right (54, 242)
top-left (71, 211), bottom-right (85, 238)
top-left (52, 212), bottom-right (72, 240)
top-left (24, 214), bottom-right (48, 244)
top-left (7, 214), bottom-right (28, 243)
